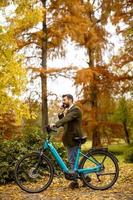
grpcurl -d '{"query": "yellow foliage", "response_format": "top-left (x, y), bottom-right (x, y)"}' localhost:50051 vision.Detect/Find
top-left (0, 25), bottom-right (29, 123)
top-left (0, 0), bottom-right (8, 7)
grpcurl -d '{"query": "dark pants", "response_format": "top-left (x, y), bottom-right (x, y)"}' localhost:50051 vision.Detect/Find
top-left (67, 146), bottom-right (79, 171)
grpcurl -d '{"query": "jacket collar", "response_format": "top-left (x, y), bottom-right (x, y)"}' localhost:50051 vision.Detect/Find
top-left (67, 104), bottom-right (75, 112)
top-left (68, 103), bottom-right (73, 110)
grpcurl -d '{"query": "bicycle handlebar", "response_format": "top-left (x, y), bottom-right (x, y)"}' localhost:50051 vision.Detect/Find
top-left (45, 125), bottom-right (57, 134)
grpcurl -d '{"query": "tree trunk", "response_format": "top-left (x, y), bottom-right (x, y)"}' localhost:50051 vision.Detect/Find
top-left (123, 122), bottom-right (130, 144)
top-left (91, 90), bottom-right (102, 148)
top-left (88, 48), bottom-right (102, 148)
top-left (41, 0), bottom-right (48, 132)
top-left (92, 127), bottom-right (102, 147)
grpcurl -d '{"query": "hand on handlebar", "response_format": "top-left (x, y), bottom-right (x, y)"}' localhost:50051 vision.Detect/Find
top-left (45, 125), bottom-right (57, 133)
top-left (51, 124), bottom-right (58, 132)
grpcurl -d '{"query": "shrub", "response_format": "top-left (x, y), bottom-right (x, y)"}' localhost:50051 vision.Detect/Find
top-left (0, 128), bottom-right (67, 184)
top-left (0, 139), bottom-right (27, 184)
top-left (124, 146), bottom-right (133, 163)
top-left (0, 127), bottom-right (44, 184)
top-left (22, 126), bottom-right (43, 147)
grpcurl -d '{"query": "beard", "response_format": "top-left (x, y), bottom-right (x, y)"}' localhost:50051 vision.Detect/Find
top-left (62, 103), bottom-right (69, 108)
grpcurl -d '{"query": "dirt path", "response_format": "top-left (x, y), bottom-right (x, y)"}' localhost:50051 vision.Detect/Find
top-left (0, 163), bottom-right (133, 200)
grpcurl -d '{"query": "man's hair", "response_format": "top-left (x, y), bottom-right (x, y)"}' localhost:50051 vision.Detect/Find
top-left (62, 94), bottom-right (74, 102)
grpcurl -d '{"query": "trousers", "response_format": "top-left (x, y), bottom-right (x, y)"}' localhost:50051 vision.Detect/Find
top-left (67, 146), bottom-right (79, 170)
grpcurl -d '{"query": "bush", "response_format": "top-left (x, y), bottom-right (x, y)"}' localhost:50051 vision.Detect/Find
top-left (0, 128), bottom-right (67, 184)
top-left (0, 139), bottom-right (27, 184)
top-left (0, 126), bottom-right (44, 184)
top-left (23, 127), bottom-right (45, 150)
top-left (124, 146), bottom-right (133, 163)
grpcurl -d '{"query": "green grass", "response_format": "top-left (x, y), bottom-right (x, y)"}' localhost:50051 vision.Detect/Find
top-left (108, 144), bottom-right (129, 155)
top-left (115, 155), bottom-right (124, 162)
top-left (81, 141), bottom-right (133, 163)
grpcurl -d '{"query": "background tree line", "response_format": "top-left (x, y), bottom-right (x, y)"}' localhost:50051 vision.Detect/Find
top-left (0, 1), bottom-right (133, 183)
top-left (0, 0), bottom-right (132, 144)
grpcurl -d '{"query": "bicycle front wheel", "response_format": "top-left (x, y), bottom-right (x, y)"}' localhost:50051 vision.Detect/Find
top-left (79, 149), bottom-right (119, 190)
top-left (15, 152), bottom-right (54, 193)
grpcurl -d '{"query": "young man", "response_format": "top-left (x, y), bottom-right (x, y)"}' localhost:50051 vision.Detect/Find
top-left (55, 94), bottom-right (90, 189)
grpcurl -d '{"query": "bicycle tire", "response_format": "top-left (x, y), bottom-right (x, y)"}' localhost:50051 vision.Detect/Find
top-left (79, 149), bottom-right (119, 190)
top-left (15, 152), bottom-right (54, 193)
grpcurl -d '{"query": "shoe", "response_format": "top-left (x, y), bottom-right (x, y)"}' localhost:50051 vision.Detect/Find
top-left (68, 181), bottom-right (79, 189)
top-left (82, 176), bottom-right (91, 187)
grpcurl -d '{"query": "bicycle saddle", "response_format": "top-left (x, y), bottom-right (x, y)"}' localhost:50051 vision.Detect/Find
top-left (73, 136), bottom-right (87, 144)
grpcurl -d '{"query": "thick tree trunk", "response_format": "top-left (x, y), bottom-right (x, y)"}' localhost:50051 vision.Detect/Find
top-left (88, 48), bottom-right (101, 148)
top-left (91, 92), bottom-right (102, 148)
top-left (41, 0), bottom-right (48, 132)
top-left (92, 127), bottom-right (102, 147)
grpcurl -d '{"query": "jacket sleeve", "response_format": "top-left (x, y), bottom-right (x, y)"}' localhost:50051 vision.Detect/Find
top-left (55, 107), bottom-right (81, 128)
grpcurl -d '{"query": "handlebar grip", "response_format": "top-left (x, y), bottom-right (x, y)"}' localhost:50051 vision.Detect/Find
top-left (45, 125), bottom-right (57, 133)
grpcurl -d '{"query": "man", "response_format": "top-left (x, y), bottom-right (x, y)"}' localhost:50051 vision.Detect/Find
top-left (55, 94), bottom-right (90, 189)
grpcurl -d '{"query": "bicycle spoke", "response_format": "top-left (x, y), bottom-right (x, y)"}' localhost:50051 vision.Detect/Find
top-left (89, 155), bottom-right (101, 165)
top-left (80, 150), bottom-right (119, 190)
top-left (15, 153), bottom-right (54, 193)
top-left (97, 172), bottom-right (116, 176)
top-left (101, 155), bottom-right (107, 164)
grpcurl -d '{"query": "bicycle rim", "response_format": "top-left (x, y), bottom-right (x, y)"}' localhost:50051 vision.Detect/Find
top-left (15, 152), bottom-right (54, 193)
top-left (79, 150), bottom-right (119, 190)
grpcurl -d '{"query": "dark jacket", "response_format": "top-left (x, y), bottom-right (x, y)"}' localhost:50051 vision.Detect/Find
top-left (55, 105), bottom-right (83, 147)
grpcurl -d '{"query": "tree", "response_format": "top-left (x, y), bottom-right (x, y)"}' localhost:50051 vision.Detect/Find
top-left (72, 0), bottom-right (114, 147)
top-left (112, 97), bottom-right (133, 144)
top-left (73, 0), bottom-right (133, 147)
top-left (1, 0), bottom-right (89, 132)
top-left (0, 10), bottom-right (29, 137)
top-left (0, 17), bottom-right (27, 108)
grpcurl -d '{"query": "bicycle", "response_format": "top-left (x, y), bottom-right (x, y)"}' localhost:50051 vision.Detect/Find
top-left (15, 125), bottom-right (119, 193)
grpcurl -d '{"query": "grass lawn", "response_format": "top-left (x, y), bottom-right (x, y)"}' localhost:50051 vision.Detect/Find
top-left (82, 140), bottom-right (133, 162)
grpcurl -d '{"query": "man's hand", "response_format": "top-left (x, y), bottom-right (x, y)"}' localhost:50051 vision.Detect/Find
top-left (51, 124), bottom-right (58, 132)
top-left (58, 106), bottom-right (65, 115)
top-left (45, 124), bottom-right (57, 132)
top-left (58, 106), bottom-right (65, 119)
top-left (51, 124), bottom-right (57, 128)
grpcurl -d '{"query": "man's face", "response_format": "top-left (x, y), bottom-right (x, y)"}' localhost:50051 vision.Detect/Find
top-left (62, 96), bottom-right (70, 108)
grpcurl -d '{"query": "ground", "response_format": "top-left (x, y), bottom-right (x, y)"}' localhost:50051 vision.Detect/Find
top-left (0, 162), bottom-right (133, 200)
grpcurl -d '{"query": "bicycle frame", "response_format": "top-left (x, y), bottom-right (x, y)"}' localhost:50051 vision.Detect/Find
top-left (43, 139), bottom-right (102, 174)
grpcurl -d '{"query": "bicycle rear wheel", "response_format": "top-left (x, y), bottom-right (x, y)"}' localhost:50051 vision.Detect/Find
top-left (79, 149), bottom-right (119, 190)
top-left (15, 152), bottom-right (54, 193)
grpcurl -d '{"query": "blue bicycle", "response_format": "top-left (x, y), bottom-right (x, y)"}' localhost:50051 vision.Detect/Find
top-left (15, 125), bottom-right (119, 193)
